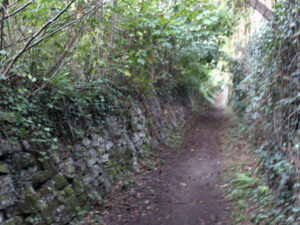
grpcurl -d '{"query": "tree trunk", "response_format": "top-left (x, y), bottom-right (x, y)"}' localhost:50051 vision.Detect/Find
top-left (108, 0), bottom-right (117, 74)
top-left (245, 0), bottom-right (274, 22)
top-left (110, 0), bottom-right (117, 53)
top-left (1, 0), bottom-right (9, 50)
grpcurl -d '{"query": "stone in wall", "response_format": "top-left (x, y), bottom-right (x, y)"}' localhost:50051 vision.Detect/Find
top-left (0, 140), bottom-right (22, 157)
top-left (0, 175), bottom-right (16, 210)
top-left (0, 98), bottom-right (187, 224)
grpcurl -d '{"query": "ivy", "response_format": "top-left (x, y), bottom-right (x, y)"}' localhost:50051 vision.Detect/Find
top-left (0, 0), bottom-right (235, 161)
top-left (230, 0), bottom-right (300, 224)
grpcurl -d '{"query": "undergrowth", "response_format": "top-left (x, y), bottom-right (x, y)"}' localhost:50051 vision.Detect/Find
top-left (0, 0), bottom-right (235, 158)
top-left (229, 0), bottom-right (300, 224)
top-left (223, 111), bottom-right (299, 225)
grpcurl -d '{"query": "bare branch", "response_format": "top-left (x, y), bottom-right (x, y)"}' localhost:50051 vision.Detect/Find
top-left (1, 1), bottom-right (34, 22)
top-left (3, 2), bottom-right (104, 50)
top-left (7, 1), bottom-right (19, 9)
top-left (26, 24), bottom-right (87, 98)
top-left (1, 0), bottom-right (75, 78)
top-left (26, 1), bottom-right (104, 51)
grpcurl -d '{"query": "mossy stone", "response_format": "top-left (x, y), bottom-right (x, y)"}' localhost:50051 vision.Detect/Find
top-left (62, 158), bottom-right (75, 178)
top-left (0, 194), bottom-right (16, 209)
top-left (56, 190), bottom-right (66, 203)
top-left (53, 175), bottom-right (68, 190)
top-left (64, 185), bottom-right (74, 197)
top-left (32, 169), bottom-right (56, 186)
top-left (13, 152), bottom-right (36, 169)
top-left (78, 192), bottom-right (88, 204)
top-left (72, 179), bottom-right (85, 196)
top-left (19, 189), bottom-right (40, 213)
top-left (108, 166), bottom-right (119, 181)
top-left (0, 163), bottom-right (10, 174)
top-left (2, 216), bottom-right (23, 225)
top-left (64, 196), bottom-right (79, 210)
top-left (40, 200), bottom-right (59, 222)
top-left (38, 185), bottom-right (53, 199)
top-left (5, 205), bottom-right (22, 218)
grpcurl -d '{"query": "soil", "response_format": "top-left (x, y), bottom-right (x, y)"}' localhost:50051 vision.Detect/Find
top-left (91, 95), bottom-right (231, 225)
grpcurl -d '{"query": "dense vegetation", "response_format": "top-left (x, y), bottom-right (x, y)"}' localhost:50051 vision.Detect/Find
top-left (230, 0), bottom-right (300, 224)
top-left (0, 0), bottom-right (234, 150)
top-left (1, 0), bottom-right (299, 224)
top-left (0, 1), bottom-right (236, 224)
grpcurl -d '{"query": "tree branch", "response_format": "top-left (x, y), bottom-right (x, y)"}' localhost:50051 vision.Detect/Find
top-left (0, 1), bottom-right (34, 22)
top-left (26, 1), bottom-right (104, 51)
top-left (1, 0), bottom-right (75, 78)
top-left (245, 0), bottom-right (274, 22)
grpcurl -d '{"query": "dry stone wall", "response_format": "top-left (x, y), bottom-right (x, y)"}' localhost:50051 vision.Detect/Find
top-left (0, 98), bottom-right (186, 225)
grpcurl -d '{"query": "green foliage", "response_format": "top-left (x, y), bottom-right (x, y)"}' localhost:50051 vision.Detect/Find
top-left (0, 0), bottom-right (235, 151)
top-left (228, 172), bottom-right (272, 224)
top-left (229, 0), bottom-right (300, 224)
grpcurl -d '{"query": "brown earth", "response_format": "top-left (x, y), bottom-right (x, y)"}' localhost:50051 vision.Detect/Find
top-left (90, 95), bottom-right (231, 225)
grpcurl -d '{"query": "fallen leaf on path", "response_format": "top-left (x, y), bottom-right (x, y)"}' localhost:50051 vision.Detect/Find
top-left (180, 182), bottom-right (188, 187)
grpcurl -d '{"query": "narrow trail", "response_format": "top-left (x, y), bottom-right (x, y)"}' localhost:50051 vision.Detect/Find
top-left (99, 95), bottom-right (230, 225)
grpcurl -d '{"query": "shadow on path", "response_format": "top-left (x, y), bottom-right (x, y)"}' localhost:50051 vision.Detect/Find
top-left (136, 100), bottom-right (229, 225)
top-left (99, 95), bottom-right (230, 225)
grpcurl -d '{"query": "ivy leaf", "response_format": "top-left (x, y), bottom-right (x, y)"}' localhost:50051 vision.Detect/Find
top-left (137, 58), bottom-right (145, 65)
top-left (16, 113), bottom-right (22, 124)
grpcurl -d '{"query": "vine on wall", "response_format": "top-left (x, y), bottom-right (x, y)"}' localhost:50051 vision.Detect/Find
top-left (230, 0), bottom-right (300, 224)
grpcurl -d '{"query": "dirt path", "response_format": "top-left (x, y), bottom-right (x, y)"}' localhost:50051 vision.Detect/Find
top-left (96, 97), bottom-right (230, 225)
